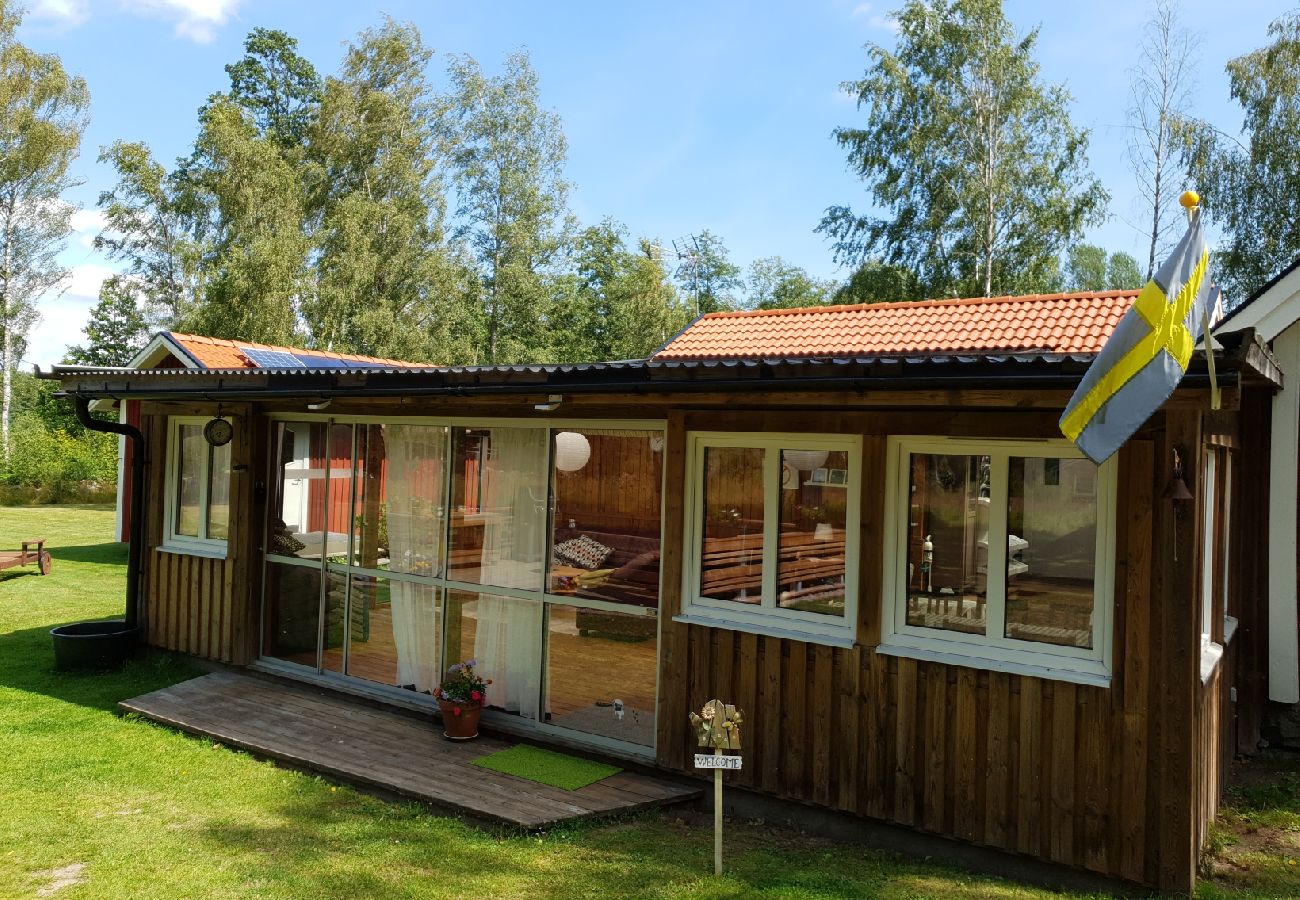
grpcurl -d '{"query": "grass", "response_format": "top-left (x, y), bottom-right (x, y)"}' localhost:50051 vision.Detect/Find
top-left (471, 744), bottom-right (622, 791)
top-left (0, 505), bottom-right (1291, 898)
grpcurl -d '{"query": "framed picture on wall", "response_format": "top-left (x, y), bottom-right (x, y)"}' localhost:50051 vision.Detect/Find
top-left (810, 467), bottom-right (828, 484)
top-left (829, 468), bottom-right (848, 485)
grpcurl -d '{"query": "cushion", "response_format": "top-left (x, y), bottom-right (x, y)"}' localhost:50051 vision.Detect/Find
top-left (554, 535), bottom-right (613, 570)
top-left (611, 550), bottom-right (660, 586)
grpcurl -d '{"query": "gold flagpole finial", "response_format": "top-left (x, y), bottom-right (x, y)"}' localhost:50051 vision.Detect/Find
top-left (1179, 190), bottom-right (1201, 209)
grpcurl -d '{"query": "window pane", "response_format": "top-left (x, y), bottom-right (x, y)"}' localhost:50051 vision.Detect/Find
top-left (778, 449), bottom-right (848, 617)
top-left (698, 446), bottom-right (765, 604)
top-left (546, 602), bottom-right (655, 747)
top-left (904, 453), bottom-right (987, 635)
top-left (448, 428), bottom-right (548, 591)
top-left (351, 424), bottom-right (447, 575)
top-left (445, 590), bottom-right (541, 720)
top-left (262, 560), bottom-right (322, 665)
top-left (207, 441), bottom-right (231, 540)
top-left (551, 430), bottom-right (662, 608)
top-left (1004, 457), bottom-right (1096, 649)
top-left (344, 574), bottom-right (441, 692)
top-left (174, 424), bottom-right (203, 537)
top-left (321, 569), bottom-right (347, 675)
top-left (268, 422), bottom-right (330, 559)
top-left (324, 424), bottom-right (354, 564)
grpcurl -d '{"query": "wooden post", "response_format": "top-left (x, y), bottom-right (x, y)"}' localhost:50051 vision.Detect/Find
top-left (714, 746), bottom-right (723, 876)
top-left (1155, 409), bottom-right (1201, 894)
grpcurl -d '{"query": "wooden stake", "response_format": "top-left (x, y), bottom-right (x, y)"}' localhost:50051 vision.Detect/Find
top-left (714, 746), bottom-right (723, 876)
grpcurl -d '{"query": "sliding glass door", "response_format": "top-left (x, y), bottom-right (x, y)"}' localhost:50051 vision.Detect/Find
top-left (260, 416), bottom-right (664, 754)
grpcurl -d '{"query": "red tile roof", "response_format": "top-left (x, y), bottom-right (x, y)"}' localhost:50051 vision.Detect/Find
top-left (652, 290), bottom-right (1139, 361)
top-left (166, 332), bottom-right (433, 370)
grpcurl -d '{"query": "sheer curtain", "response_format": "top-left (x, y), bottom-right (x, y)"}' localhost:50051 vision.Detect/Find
top-left (475, 427), bottom-right (546, 718)
top-left (384, 425), bottom-right (442, 692)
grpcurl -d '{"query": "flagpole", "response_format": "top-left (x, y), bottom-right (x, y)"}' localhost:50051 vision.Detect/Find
top-left (1181, 190), bottom-right (1221, 411)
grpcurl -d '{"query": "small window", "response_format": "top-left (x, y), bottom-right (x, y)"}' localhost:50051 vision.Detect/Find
top-left (679, 432), bottom-right (861, 645)
top-left (880, 437), bottom-right (1116, 685)
top-left (164, 417), bottom-right (232, 554)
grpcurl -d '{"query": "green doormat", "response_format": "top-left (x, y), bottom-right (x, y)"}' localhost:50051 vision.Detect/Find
top-left (471, 744), bottom-right (622, 790)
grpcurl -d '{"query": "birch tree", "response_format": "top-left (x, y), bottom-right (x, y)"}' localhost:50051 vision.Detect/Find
top-left (0, 0), bottom-right (88, 458)
top-left (1128, 0), bottom-right (1198, 279)
top-left (444, 51), bottom-right (573, 364)
top-left (819, 0), bottom-right (1107, 298)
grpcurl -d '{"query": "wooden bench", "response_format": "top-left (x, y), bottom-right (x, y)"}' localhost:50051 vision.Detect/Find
top-left (699, 529), bottom-right (846, 599)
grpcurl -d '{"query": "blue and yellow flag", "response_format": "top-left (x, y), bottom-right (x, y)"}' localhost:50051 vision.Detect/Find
top-left (1059, 212), bottom-right (1214, 464)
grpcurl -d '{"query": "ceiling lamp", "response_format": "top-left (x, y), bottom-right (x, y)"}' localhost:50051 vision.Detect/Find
top-left (784, 449), bottom-right (830, 472)
top-left (554, 432), bottom-right (591, 472)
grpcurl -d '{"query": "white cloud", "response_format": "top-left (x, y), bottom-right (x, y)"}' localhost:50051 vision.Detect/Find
top-left (23, 264), bottom-right (117, 367)
top-left (70, 209), bottom-right (107, 250)
top-left (30, 0), bottom-right (90, 28)
top-left (67, 263), bottom-right (114, 299)
top-left (850, 2), bottom-right (898, 33)
top-left (119, 0), bottom-right (242, 44)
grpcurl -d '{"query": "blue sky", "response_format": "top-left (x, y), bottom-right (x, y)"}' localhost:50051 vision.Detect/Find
top-left (19, 0), bottom-right (1295, 366)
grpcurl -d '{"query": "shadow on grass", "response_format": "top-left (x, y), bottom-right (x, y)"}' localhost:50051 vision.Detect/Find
top-left (0, 622), bottom-right (200, 712)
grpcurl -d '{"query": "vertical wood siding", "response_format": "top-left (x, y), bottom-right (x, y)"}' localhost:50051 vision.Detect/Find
top-left (655, 404), bottom-right (1257, 892)
top-left (140, 404), bottom-right (258, 665)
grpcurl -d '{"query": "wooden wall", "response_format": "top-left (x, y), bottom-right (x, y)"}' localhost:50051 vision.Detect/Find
top-left (655, 400), bottom-right (1257, 893)
top-left (139, 402), bottom-right (262, 665)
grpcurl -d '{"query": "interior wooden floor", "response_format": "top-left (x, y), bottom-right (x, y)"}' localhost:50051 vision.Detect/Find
top-left (278, 603), bottom-right (658, 747)
top-left (121, 671), bottom-right (698, 829)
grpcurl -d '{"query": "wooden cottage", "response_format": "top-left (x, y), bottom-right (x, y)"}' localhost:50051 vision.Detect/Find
top-left (49, 289), bottom-right (1281, 893)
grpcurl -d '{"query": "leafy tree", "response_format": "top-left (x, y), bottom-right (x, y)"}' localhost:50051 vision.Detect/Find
top-left (833, 260), bottom-right (924, 304)
top-left (222, 27), bottom-right (321, 149)
top-left (307, 20), bottom-right (475, 363)
top-left (1107, 251), bottom-right (1142, 290)
top-left (445, 51), bottom-right (573, 364)
top-left (820, 0), bottom-right (1107, 298)
top-left (1065, 245), bottom-right (1143, 291)
top-left (96, 140), bottom-right (205, 327)
top-left (1128, 0), bottom-right (1197, 279)
top-left (745, 257), bottom-right (834, 310)
top-left (0, 0), bottom-right (89, 458)
top-left (552, 220), bottom-right (686, 361)
top-left (1181, 12), bottom-right (1300, 305)
top-left (673, 229), bottom-right (741, 315)
top-left (66, 276), bottom-right (151, 367)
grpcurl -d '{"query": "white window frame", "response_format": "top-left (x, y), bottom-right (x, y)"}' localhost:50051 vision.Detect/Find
top-left (879, 436), bottom-right (1117, 686)
top-left (162, 416), bottom-right (230, 558)
top-left (677, 431), bottom-right (862, 647)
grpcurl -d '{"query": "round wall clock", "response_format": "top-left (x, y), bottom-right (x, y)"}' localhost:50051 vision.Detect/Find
top-left (204, 417), bottom-right (234, 447)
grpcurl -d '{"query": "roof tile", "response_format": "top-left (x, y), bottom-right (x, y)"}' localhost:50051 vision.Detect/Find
top-left (652, 290), bottom-right (1137, 361)
top-left (168, 332), bottom-right (433, 370)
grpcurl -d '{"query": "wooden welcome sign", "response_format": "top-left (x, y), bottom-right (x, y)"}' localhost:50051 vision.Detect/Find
top-left (690, 699), bottom-right (744, 875)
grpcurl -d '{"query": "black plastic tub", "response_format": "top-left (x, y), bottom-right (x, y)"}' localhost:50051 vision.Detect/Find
top-left (51, 620), bottom-right (142, 671)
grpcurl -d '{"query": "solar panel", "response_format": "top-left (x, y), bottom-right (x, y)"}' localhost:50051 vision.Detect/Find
top-left (239, 347), bottom-right (303, 368)
top-left (295, 353), bottom-right (385, 370)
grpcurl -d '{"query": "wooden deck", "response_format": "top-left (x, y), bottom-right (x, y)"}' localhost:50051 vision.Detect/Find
top-left (120, 671), bottom-right (699, 829)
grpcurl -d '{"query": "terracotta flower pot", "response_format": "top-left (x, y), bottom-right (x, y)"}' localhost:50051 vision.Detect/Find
top-left (438, 699), bottom-right (482, 741)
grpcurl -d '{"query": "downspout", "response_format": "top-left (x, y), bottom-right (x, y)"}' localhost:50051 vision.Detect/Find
top-left (75, 397), bottom-right (144, 629)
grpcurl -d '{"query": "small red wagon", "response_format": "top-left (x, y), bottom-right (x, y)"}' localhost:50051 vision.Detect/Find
top-left (0, 538), bottom-right (51, 576)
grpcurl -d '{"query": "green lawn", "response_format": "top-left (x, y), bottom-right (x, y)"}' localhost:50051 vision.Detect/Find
top-left (0, 505), bottom-right (1290, 899)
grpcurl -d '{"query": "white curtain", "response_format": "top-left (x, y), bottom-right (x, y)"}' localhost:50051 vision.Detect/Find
top-left (474, 427), bottom-right (547, 718)
top-left (384, 425), bottom-right (442, 692)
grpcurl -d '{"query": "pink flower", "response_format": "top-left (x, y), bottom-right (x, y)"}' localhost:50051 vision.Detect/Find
top-left (470, 690), bottom-right (482, 702)
top-left (452, 706), bottom-right (462, 717)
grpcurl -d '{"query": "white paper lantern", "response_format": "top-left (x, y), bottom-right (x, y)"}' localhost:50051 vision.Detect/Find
top-left (784, 449), bottom-right (829, 472)
top-left (554, 431), bottom-right (591, 472)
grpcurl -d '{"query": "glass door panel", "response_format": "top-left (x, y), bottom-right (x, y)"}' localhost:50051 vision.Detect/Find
top-left (448, 427), bottom-right (548, 591)
top-left (445, 589), bottom-right (542, 721)
top-left (344, 574), bottom-right (441, 692)
top-left (544, 602), bottom-right (656, 748)
top-left (350, 424), bottom-right (448, 575)
top-left (262, 560), bottom-right (323, 666)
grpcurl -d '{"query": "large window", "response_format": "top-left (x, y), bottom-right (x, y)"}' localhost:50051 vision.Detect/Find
top-left (164, 416), bottom-right (232, 554)
top-left (680, 432), bottom-right (861, 645)
top-left (881, 437), bottom-right (1116, 684)
top-left (260, 416), bottom-right (664, 753)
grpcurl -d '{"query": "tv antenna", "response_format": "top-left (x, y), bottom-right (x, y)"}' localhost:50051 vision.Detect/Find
top-left (672, 234), bottom-right (703, 319)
